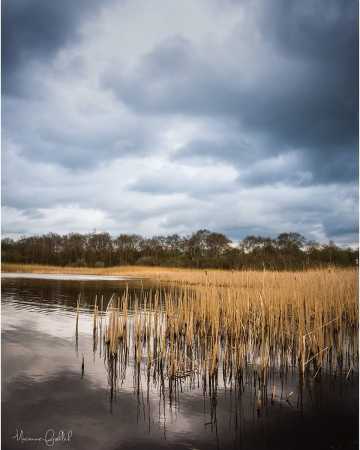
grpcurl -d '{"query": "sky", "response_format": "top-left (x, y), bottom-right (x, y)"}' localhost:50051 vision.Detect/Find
top-left (1, 0), bottom-right (358, 245)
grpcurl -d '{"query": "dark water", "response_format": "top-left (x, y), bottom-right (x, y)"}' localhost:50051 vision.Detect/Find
top-left (2, 274), bottom-right (358, 450)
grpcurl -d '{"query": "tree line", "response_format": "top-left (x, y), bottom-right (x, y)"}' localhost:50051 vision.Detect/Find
top-left (1, 230), bottom-right (357, 270)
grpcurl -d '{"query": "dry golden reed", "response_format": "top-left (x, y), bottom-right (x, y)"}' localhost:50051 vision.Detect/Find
top-left (83, 268), bottom-right (357, 397)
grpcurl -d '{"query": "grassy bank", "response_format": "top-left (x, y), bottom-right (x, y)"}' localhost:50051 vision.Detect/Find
top-left (3, 262), bottom-right (357, 286)
top-left (1, 263), bottom-right (182, 278)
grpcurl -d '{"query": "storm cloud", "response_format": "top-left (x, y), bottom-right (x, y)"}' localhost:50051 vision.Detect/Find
top-left (2, 0), bottom-right (111, 94)
top-left (2, 0), bottom-right (358, 245)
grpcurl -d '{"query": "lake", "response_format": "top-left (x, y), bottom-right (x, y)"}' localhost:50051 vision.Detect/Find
top-left (2, 273), bottom-right (358, 450)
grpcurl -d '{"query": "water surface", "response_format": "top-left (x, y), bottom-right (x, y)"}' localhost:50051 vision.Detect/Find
top-left (2, 272), bottom-right (139, 281)
top-left (2, 275), bottom-right (358, 450)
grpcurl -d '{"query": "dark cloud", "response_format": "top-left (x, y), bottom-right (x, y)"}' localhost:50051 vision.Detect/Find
top-left (260, 0), bottom-right (358, 63)
top-left (175, 135), bottom-right (357, 187)
top-left (324, 222), bottom-right (358, 240)
top-left (106, 0), bottom-right (357, 185)
top-left (2, 0), bottom-right (110, 95)
top-left (174, 137), bottom-right (260, 165)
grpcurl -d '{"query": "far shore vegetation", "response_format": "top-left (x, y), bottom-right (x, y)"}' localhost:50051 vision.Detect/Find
top-left (1, 229), bottom-right (357, 271)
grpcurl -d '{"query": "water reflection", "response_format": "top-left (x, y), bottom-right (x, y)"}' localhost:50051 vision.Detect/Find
top-left (2, 276), bottom-right (358, 450)
top-left (2, 272), bottom-right (138, 281)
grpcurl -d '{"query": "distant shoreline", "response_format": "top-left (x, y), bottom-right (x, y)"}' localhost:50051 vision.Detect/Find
top-left (2, 262), bottom-right (357, 277)
top-left (1, 263), bottom-right (179, 278)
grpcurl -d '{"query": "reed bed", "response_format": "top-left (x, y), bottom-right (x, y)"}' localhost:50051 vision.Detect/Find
top-left (80, 268), bottom-right (358, 405)
top-left (2, 262), bottom-right (179, 278)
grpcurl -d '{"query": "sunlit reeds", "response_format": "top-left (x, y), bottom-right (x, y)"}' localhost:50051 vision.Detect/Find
top-left (77, 268), bottom-right (358, 405)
